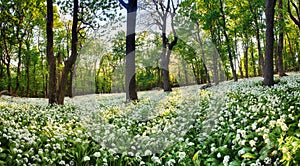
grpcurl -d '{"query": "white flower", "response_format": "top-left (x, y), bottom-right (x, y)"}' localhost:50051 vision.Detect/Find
top-left (166, 159), bottom-right (176, 166)
top-left (210, 146), bottom-right (216, 152)
top-left (139, 161), bottom-right (145, 166)
top-left (178, 151), bottom-right (186, 162)
top-left (239, 140), bottom-right (246, 146)
top-left (249, 140), bottom-right (256, 147)
top-left (281, 123), bottom-right (288, 131)
top-left (59, 160), bottom-right (66, 165)
top-left (151, 155), bottom-right (161, 164)
top-left (217, 152), bottom-right (221, 158)
top-left (83, 156), bottom-right (90, 161)
top-left (238, 149), bottom-right (245, 156)
top-left (74, 138), bottom-right (81, 143)
top-left (144, 149), bottom-right (152, 156)
top-left (288, 114), bottom-right (294, 120)
top-left (264, 157), bottom-right (271, 164)
top-left (223, 155), bottom-right (230, 166)
top-left (187, 142), bottom-right (194, 146)
top-left (0, 147), bottom-right (3, 153)
top-left (93, 152), bottom-right (101, 158)
top-left (252, 122), bottom-right (257, 130)
top-left (298, 120), bottom-right (300, 128)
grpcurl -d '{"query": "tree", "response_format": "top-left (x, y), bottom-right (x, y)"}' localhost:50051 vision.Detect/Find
top-left (56, 0), bottom-right (80, 105)
top-left (152, 0), bottom-right (179, 92)
top-left (46, 0), bottom-right (118, 104)
top-left (46, 0), bottom-right (57, 104)
top-left (287, 0), bottom-right (300, 30)
top-left (119, 0), bottom-right (138, 101)
top-left (219, 0), bottom-right (238, 82)
top-left (264, 0), bottom-right (276, 86)
top-left (248, 0), bottom-right (265, 76)
top-left (277, 0), bottom-right (286, 77)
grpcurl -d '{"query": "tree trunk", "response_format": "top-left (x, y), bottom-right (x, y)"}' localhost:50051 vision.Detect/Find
top-left (238, 59), bottom-right (244, 78)
top-left (119, 0), bottom-right (138, 101)
top-left (1, 30), bottom-right (12, 95)
top-left (6, 64), bottom-right (12, 95)
top-left (15, 41), bottom-right (23, 95)
top-left (248, 0), bottom-right (264, 76)
top-left (57, 0), bottom-right (79, 105)
top-left (250, 44), bottom-right (257, 76)
top-left (219, 0), bottom-right (238, 82)
top-left (244, 43), bottom-right (249, 78)
top-left (46, 0), bottom-right (57, 104)
top-left (277, 0), bottom-right (286, 77)
top-left (125, 10), bottom-right (138, 100)
top-left (264, 0), bottom-right (276, 86)
top-left (160, 32), bottom-right (169, 91)
top-left (26, 52), bottom-right (30, 97)
top-left (68, 65), bottom-right (74, 97)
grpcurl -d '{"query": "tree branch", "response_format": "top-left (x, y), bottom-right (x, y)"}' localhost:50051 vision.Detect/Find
top-left (288, 0), bottom-right (300, 29)
top-left (119, 0), bottom-right (128, 9)
top-left (291, 1), bottom-right (299, 20)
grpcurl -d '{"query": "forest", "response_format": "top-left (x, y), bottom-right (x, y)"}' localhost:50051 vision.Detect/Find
top-left (0, 0), bottom-right (300, 165)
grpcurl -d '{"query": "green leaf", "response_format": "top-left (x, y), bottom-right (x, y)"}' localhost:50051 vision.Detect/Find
top-left (229, 161), bottom-right (242, 166)
top-left (242, 153), bottom-right (256, 159)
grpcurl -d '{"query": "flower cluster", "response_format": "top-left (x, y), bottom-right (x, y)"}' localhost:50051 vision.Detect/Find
top-left (0, 73), bottom-right (299, 165)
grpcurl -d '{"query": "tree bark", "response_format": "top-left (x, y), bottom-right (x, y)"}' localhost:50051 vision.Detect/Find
top-left (287, 0), bottom-right (300, 30)
top-left (250, 43), bottom-right (257, 76)
top-left (277, 0), bottom-right (286, 77)
top-left (160, 33), bottom-right (171, 91)
top-left (46, 0), bottom-right (57, 104)
top-left (264, 0), bottom-right (276, 86)
top-left (1, 28), bottom-right (13, 95)
top-left (120, 0), bottom-right (138, 101)
top-left (219, 0), bottom-right (238, 82)
top-left (244, 43), bottom-right (249, 78)
top-left (248, 0), bottom-right (264, 76)
top-left (57, 0), bottom-right (79, 105)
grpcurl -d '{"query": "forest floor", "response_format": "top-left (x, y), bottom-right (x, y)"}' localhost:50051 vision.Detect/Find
top-left (0, 73), bottom-right (300, 165)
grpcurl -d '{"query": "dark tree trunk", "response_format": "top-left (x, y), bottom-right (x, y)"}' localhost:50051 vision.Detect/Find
top-left (277, 0), bottom-right (286, 77)
top-left (24, 38), bottom-right (32, 97)
top-left (251, 44), bottom-right (257, 76)
top-left (26, 49), bottom-right (30, 97)
top-left (120, 0), bottom-right (138, 101)
top-left (33, 62), bottom-right (37, 97)
top-left (1, 29), bottom-right (12, 95)
top-left (286, 33), bottom-right (295, 71)
top-left (6, 64), bottom-right (12, 95)
top-left (238, 59), bottom-right (244, 78)
top-left (264, 0), bottom-right (276, 86)
top-left (46, 0), bottom-right (57, 104)
top-left (152, 0), bottom-right (178, 92)
top-left (219, 0), bottom-right (238, 82)
top-left (15, 41), bottom-right (23, 95)
top-left (248, 0), bottom-right (264, 76)
top-left (244, 43), bottom-right (249, 78)
top-left (57, 0), bottom-right (79, 105)
top-left (125, 11), bottom-right (138, 100)
top-left (68, 65), bottom-right (74, 97)
top-left (160, 32), bottom-right (171, 91)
